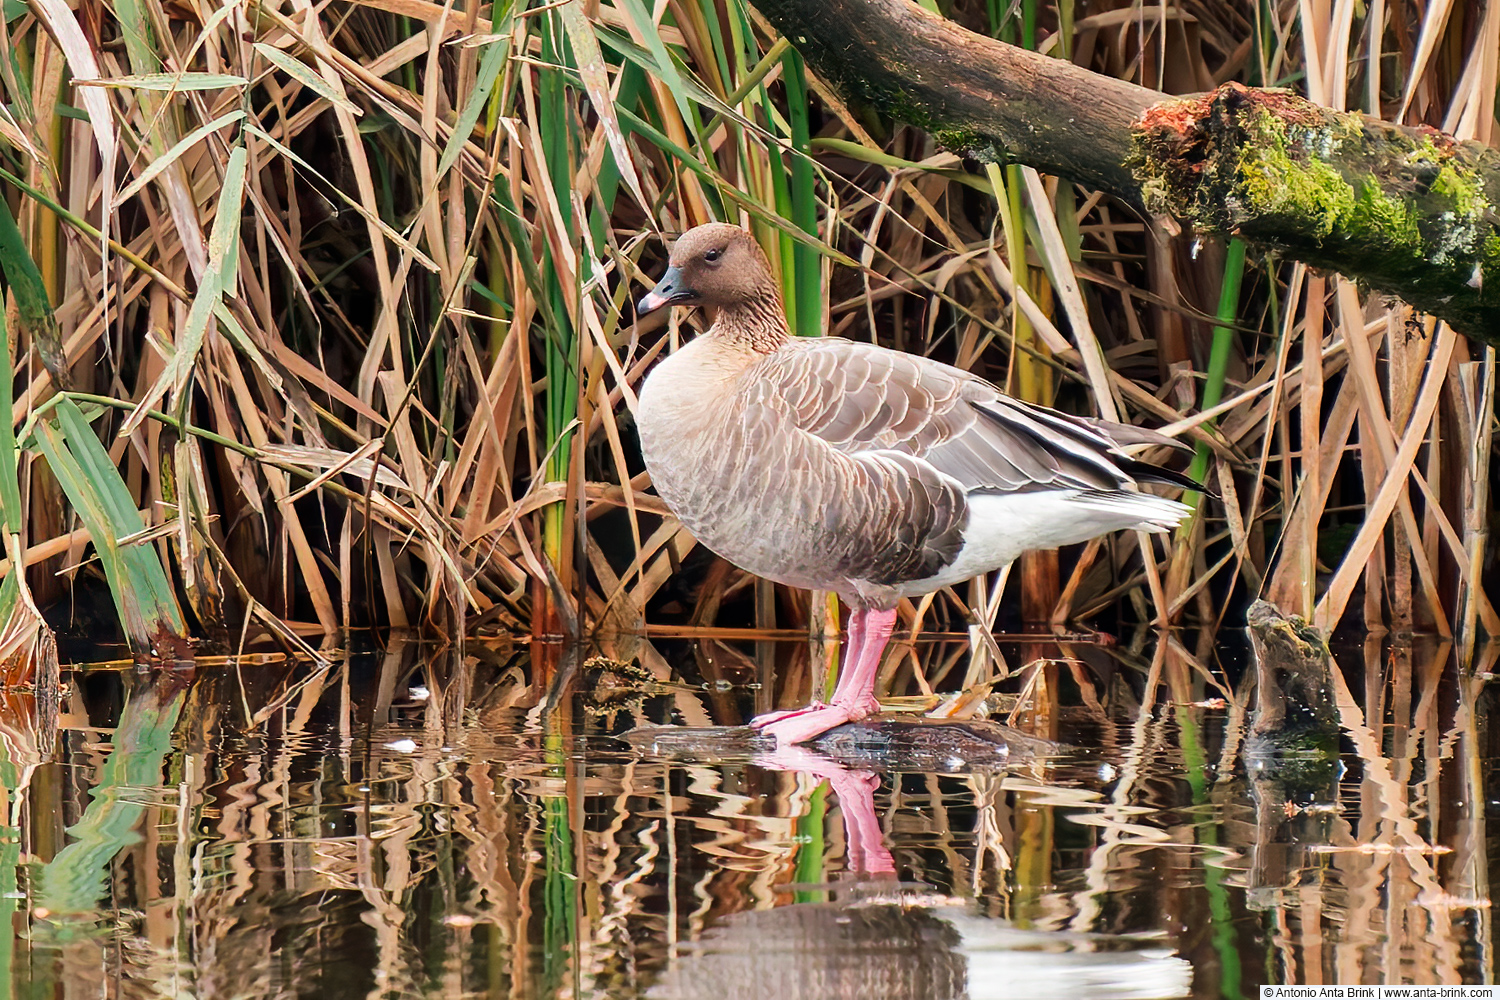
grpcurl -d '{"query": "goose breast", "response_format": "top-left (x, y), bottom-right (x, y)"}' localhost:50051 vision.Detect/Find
top-left (636, 338), bottom-right (972, 605)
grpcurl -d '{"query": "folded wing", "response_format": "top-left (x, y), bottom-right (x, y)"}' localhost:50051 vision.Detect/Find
top-left (750, 339), bottom-right (1190, 494)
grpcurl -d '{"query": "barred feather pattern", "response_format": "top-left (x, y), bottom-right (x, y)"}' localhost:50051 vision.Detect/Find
top-left (636, 331), bottom-right (1192, 610)
top-left (633, 220), bottom-right (1197, 611)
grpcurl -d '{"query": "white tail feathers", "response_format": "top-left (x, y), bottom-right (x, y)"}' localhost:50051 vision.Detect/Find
top-left (900, 488), bottom-right (1194, 596)
top-left (1068, 489), bottom-right (1193, 533)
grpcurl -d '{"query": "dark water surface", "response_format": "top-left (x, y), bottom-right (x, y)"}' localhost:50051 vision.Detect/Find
top-left (2, 633), bottom-right (1494, 998)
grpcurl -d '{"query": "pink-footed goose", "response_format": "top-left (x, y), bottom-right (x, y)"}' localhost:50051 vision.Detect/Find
top-left (635, 223), bottom-right (1198, 747)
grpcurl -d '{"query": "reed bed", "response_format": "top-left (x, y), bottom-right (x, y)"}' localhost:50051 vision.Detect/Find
top-left (0, 0), bottom-right (1490, 664)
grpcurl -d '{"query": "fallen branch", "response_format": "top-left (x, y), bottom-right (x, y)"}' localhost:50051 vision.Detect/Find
top-left (748, 0), bottom-right (1500, 339)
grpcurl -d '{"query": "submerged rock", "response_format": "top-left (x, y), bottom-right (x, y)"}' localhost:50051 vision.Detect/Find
top-left (622, 717), bottom-right (1065, 772)
top-left (1243, 599), bottom-right (1341, 790)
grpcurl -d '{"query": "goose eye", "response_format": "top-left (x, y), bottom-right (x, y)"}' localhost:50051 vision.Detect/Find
top-left (704, 248), bottom-right (723, 262)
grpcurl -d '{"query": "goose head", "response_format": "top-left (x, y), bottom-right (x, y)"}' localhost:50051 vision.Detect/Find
top-left (637, 223), bottom-right (779, 316)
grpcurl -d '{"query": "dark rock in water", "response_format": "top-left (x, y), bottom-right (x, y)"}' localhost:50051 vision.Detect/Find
top-left (1240, 600), bottom-right (1343, 908)
top-left (810, 718), bottom-right (1063, 770)
top-left (1246, 600), bottom-right (1338, 737)
top-left (579, 654), bottom-right (658, 716)
top-left (622, 717), bottom-right (1065, 772)
top-left (1243, 600), bottom-right (1342, 791)
top-left (618, 723), bottom-right (756, 755)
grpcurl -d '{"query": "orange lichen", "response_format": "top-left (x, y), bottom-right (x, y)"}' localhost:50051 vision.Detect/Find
top-left (1135, 93), bottom-right (1214, 136)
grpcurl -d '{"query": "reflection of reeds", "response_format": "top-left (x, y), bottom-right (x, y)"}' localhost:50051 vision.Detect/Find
top-left (7, 634), bottom-right (1496, 996)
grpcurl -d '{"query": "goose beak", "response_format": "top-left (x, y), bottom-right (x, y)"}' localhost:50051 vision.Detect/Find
top-left (637, 266), bottom-right (697, 316)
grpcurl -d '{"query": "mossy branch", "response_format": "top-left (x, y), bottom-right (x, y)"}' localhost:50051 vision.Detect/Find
top-left (746, 0), bottom-right (1158, 193)
top-left (747, 0), bottom-right (1500, 339)
top-left (1135, 84), bottom-right (1500, 335)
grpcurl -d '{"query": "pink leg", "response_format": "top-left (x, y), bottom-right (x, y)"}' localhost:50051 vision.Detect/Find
top-left (752, 606), bottom-right (898, 746)
top-left (751, 610), bottom-right (867, 727)
top-left (831, 769), bottom-right (896, 875)
top-left (827, 606), bottom-right (895, 717)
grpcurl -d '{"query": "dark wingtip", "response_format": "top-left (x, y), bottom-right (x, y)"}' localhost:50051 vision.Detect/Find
top-left (1121, 459), bottom-right (1219, 500)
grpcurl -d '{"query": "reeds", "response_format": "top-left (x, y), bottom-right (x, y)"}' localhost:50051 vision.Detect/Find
top-left (0, 0), bottom-right (1489, 656)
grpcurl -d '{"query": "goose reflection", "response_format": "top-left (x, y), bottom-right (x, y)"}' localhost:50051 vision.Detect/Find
top-left (641, 734), bottom-right (1193, 1000)
top-left (754, 745), bottom-right (896, 876)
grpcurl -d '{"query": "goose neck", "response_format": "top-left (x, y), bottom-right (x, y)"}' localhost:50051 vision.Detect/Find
top-left (711, 296), bottom-right (794, 353)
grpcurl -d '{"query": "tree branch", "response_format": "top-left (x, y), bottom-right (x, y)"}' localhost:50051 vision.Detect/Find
top-left (749, 0), bottom-right (1500, 340)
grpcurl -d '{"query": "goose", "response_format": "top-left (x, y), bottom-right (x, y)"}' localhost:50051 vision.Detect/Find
top-left (634, 223), bottom-right (1199, 747)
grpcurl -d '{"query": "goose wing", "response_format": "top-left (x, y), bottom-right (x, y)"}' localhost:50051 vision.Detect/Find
top-left (750, 338), bottom-right (1179, 494)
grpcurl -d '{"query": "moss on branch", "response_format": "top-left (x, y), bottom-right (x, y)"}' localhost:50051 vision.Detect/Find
top-left (1132, 83), bottom-right (1500, 334)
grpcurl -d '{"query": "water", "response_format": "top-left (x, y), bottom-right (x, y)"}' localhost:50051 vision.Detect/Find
top-left (2, 633), bottom-right (1493, 998)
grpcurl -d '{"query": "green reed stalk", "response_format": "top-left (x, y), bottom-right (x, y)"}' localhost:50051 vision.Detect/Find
top-left (539, 12), bottom-right (581, 568)
top-left (791, 783), bottom-right (828, 903)
top-left (696, 0), bottom-right (734, 100)
top-left (541, 734), bottom-right (577, 995)
top-left (1174, 702), bottom-right (1244, 1000)
top-left (987, 1), bottom-right (1051, 406)
top-left (0, 205), bottom-right (36, 533)
top-left (1188, 238), bottom-right (1248, 496)
top-left (0, 763), bottom-right (16, 997)
top-left (1057, 0), bottom-right (1074, 57)
top-left (781, 48), bottom-right (820, 337)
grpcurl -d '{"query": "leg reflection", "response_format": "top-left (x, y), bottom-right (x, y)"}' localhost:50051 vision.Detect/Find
top-left (755, 746), bottom-right (895, 876)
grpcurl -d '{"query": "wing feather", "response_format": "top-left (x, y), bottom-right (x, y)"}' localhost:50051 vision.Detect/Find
top-left (751, 339), bottom-right (1182, 494)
